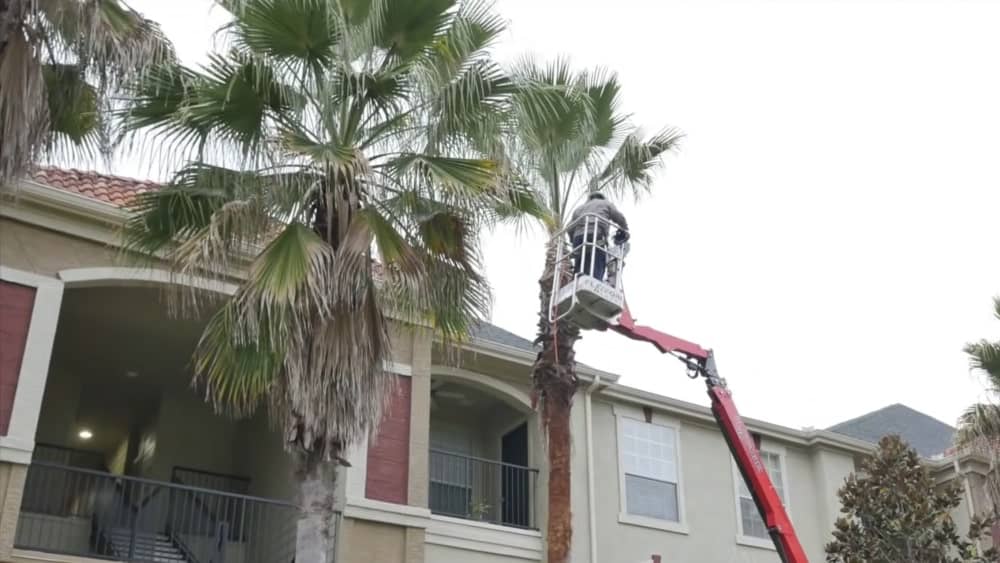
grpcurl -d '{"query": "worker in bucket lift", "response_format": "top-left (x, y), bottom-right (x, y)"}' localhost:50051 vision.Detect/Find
top-left (568, 192), bottom-right (629, 282)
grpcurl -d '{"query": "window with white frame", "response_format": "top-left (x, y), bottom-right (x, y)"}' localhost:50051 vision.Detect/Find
top-left (620, 417), bottom-right (680, 522)
top-left (737, 450), bottom-right (786, 539)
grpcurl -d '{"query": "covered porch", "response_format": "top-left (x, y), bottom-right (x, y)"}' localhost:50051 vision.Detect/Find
top-left (428, 372), bottom-right (540, 530)
top-left (15, 285), bottom-right (303, 563)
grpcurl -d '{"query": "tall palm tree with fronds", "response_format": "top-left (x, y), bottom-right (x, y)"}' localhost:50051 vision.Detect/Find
top-left (0, 0), bottom-right (172, 183)
top-left (509, 59), bottom-right (681, 563)
top-left (121, 1), bottom-right (537, 560)
top-left (955, 296), bottom-right (1000, 514)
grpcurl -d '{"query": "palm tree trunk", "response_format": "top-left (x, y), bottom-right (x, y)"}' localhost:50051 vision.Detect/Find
top-left (294, 449), bottom-right (339, 563)
top-left (0, 0), bottom-right (27, 55)
top-left (533, 237), bottom-right (580, 563)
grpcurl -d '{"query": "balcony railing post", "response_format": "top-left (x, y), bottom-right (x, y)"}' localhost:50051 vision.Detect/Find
top-left (213, 521), bottom-right (228, 563)
top-left (428, 449), bottom-right (538, 529)
top-left (128, 483), bottom-right (140, 561)
top-left (16, 461), bottom-right (299, 563)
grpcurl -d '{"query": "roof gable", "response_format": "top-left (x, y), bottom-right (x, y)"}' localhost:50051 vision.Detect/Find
top-left (827, 403), bottom-right (956, 457)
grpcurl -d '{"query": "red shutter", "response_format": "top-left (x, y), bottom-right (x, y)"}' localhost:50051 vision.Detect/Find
top-left (0, 281), bottom-right (36, 436)
top-left (365, 376), bottom-right (411, 504)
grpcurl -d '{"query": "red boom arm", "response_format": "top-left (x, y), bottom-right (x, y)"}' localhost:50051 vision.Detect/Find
top-left (610, 307), bottom-right (810, 563)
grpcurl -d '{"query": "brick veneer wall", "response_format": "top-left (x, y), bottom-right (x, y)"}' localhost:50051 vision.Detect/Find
top-left (0, 282), bottom-right (35, 436)
top-left (365, 376), bottom-right (412, 504)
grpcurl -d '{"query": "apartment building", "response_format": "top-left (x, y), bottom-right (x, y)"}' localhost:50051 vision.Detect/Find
top-left (0, 169), bottom-right (993, 563)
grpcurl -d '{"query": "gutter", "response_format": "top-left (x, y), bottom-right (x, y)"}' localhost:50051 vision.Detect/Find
top-left (584, 375), bottom-right (603, 563)
top-left (456, 337), bottom-right (621, 384)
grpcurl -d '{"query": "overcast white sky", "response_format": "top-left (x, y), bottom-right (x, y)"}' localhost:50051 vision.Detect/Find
top-left (121, 0), bottom-right (1000, 431)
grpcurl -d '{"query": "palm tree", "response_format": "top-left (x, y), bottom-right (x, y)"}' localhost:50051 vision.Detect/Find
top-left (955, 296), bottom-right (1000, 513)
top-left (0, 0), bottom-right (172, 183)
top-left (121, 0), bottom-right (536, 560)
top-left (510, 60), bottom-right (681, 563)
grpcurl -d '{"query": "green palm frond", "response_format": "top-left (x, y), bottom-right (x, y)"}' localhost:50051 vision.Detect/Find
top-left (0, 0), bottom-right (174, 182)
top-left (229, 0), bottom-right (339, 67)
top-left (964, 296), bottom-right (1000, 391)
top-left (593, 128), bottom-right (684, 200)
top-left (509, 58), bottom-right (680, 226)
top-left (120, 0), bottom-right (534, 460)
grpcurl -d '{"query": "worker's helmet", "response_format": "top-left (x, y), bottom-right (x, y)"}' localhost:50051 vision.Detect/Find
top-left (588, 192), bottom-right (606, 200)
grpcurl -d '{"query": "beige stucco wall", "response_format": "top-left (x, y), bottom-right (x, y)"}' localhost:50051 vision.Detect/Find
top-left (149, 386), bottom-right (240, 482)
top-left (0, 463), bottom-right (27, 562)
top-left (339, 519), bottom-right (407, 563)
top-left (0, 219), bottom-right (117, 278)
top-left (425, 543), bottom-right (532, 563)
top-left (587, 397), bottom-right (857, 563)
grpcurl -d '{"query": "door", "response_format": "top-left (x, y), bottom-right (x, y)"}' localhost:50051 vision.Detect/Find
top-left (501, 423), bottom-right (530, 527)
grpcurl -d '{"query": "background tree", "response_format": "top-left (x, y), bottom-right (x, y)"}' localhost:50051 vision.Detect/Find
top-left (955, 296), bottom-right (1000, 512)
top-left (0, 0), bottom-right (172, 183)
top-left (122, 0), bottom-right (537, 561)
top-left (509, 59), bottom-right (681, 563)
top-left (825, 434), bottom-right (997, 563)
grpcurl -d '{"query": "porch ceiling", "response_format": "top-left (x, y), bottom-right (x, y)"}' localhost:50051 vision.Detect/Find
top-left (52, 286), bottom-right (214, 388)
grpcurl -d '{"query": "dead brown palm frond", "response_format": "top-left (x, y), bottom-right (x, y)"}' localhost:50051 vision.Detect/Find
top-left (0, 0), bottom-right (174, 183)
top-left (0, 26), bottom-right (47, 181)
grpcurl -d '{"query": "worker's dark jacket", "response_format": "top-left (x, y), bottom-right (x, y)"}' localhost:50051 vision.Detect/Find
top-left (568, 199), bottom-right (628, 240)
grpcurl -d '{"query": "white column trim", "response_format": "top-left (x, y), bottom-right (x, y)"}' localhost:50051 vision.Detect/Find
top-left (0, 267), bottom-right (64, 464)
top-left (344, 438), bottom-right (370, 502)
top-left (384, 361), bottom-right (413, 377)
top-left (430, 365), bottom-right (532, 410)
top-left (58, 267), bottom-right (238, 295)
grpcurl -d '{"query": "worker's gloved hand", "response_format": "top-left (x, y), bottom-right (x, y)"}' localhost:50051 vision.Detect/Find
top-left (613, 230), bottom-right (630, 244)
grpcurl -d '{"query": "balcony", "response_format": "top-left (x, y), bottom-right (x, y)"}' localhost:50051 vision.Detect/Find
top-left (16, 460), bottom-right (306, 563)
top-left (429, 449), bottom-right (538, 529)
top-left (428, 374), bottom-right (540, 530)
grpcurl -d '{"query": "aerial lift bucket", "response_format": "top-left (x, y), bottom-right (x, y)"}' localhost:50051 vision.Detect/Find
top-left (549, 214), bottom-right (629, 330)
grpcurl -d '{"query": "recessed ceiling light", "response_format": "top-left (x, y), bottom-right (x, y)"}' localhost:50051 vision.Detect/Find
top-left (78, 429), bottom-right (93, 440)
top-left (125, 370), bottom-right (139, 378)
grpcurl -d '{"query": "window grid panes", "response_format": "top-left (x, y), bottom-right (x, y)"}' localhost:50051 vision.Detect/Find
top-left (738, 451), bottom-right (785, 539)
top-left (621, 417), bottom-right (679, 522)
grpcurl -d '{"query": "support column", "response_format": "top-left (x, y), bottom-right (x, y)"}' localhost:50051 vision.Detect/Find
top-left (0, 464), bottom-right (27, 562)
top-left (0, 268), bottom-right (64, 560)
top-left (407, 327), bottom-right (432, 509)
top-left (404, 527), bottom-right (424, 563)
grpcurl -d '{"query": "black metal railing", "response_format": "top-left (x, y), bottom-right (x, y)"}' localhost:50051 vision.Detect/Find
top-left (32, 443), bottom-right (106, 470)
top-left (428, 449), bottom-right (538, 529)
top-left (15, 462), bottom-right (299, 563)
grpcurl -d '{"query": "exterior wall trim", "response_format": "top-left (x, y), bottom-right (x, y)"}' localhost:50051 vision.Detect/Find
top-left (430, 365), bottom-right (532, 410)
top-left (600, 386), bottom-right (875, 456)
top-left (455, 339), bottom-right (620, 384)
top-left (343, 497), bottom-right (431, 529)
top-left (0, 267), bottom-right (64, 464)
top-left (10, 549), bottom-right (118, 563)
top-left (58, 267), bottom-right (238, 295)
top-left (425, 515), bottom-right (542, 560)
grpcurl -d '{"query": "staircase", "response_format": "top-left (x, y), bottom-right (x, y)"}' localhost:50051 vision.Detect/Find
top-left (107, 528), bottom-right (190, 562)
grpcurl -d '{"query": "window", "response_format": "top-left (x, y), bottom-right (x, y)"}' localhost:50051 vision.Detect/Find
top-left (620, 417), bottom-right (680, 522)
top-left (737, 450), bottom-right (787, 541)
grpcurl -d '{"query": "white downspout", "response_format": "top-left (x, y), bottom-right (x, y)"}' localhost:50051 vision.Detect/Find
top-left (585, 375), bottom-right (602, 563)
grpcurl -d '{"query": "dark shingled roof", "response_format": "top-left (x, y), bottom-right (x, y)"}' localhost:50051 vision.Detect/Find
top-left (827, 403), bottom-right (956, 458)
top-left (470, 322), bottom-right (537, 351)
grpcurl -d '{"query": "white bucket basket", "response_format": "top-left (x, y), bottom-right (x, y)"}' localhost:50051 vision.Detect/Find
top-left (548, 214), bottom-right (629, 330)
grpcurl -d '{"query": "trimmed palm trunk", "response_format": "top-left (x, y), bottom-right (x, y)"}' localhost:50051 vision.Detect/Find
top-left (0, 0), bottom-right (27, 54)
top-left (294, 450), bottom-right (339, 563)
top-left (533, 237), bottom-right (580, 563)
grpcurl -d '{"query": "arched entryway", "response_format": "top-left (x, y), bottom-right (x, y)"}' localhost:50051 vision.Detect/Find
top-left (428, 367), bottom-right (539, 529)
